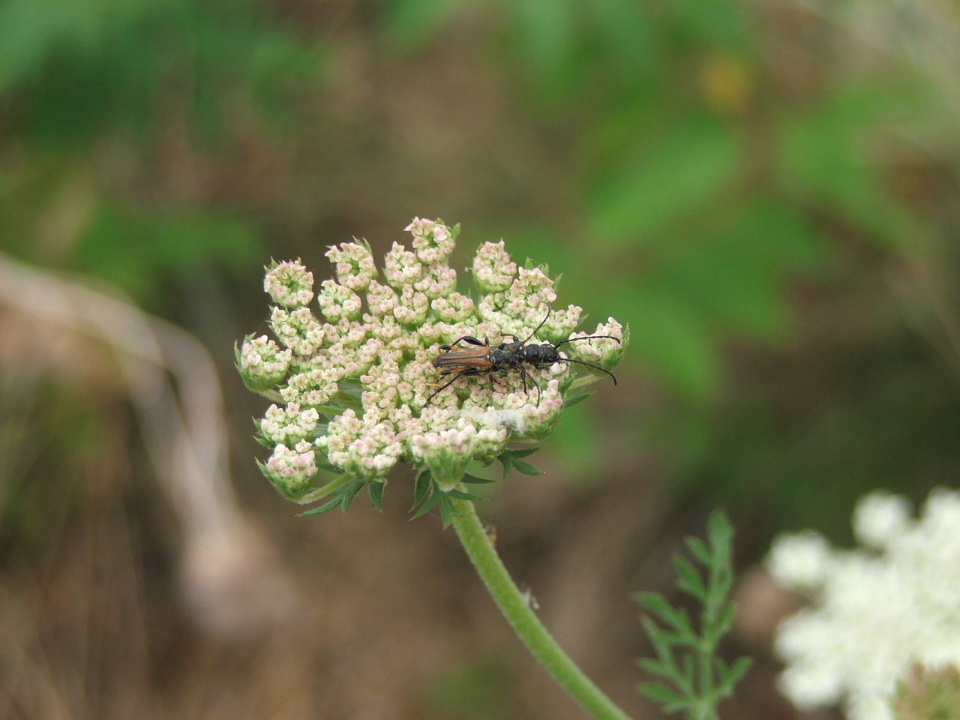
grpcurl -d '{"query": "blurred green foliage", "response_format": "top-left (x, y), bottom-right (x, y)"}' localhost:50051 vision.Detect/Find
top-left (75, 201), bottom-right (263, 304)
top-left (0, 0), bottom-right (322, 304)
top-left (418, 653), bottom-right (516, 720)
top-left (0, 0), bottom-right (320, 143)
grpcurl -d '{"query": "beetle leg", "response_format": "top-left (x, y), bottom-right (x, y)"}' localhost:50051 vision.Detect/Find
top-left (519, 366), bottom-right (542, 406)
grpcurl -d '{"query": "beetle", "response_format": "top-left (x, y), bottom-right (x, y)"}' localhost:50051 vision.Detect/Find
top-left (425, 312), bottom-right (620, 406)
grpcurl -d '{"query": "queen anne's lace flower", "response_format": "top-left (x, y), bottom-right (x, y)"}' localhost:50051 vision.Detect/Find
top-left (472, 240), bottom-right (517, 293)
top-left (317, 280), bottom-right (363, 323)
top-left (237, 335), bottom-right (291, 392)
top-left (852, 491), bottom-right (912, 551)
top-left (260, 441), bottom-right (318, 499)
top-left (326, 241), bottom-right (377, 291)
top-left (237, 219), bottom-right (627, 506)
top-left (767, 487), bottom-right (960, 720)
top-left (263, 259), bottom-right (315, 307)
top-left (269, 306), bottom-right (325, 356)
top-left (259, 403), bottom-right (321, 446)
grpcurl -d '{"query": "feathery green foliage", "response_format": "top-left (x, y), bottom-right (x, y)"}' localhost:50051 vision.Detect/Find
top-left (636, 511), bottom-right (750, 720)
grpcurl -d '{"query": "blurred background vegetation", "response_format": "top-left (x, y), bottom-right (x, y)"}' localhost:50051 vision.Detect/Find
top-left (1, 0), bottom-right (958, 718)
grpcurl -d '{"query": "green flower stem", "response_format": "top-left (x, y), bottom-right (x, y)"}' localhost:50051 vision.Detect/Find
top-left (451, 496), bottom-right (635, 720)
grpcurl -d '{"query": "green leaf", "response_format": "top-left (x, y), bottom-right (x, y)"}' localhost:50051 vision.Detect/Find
top-left (316, 458), bottom-right (341, 474)
top-left (640, 682), bottom-right (688, 709)
top-left (339, 480), bottom-right (364, 512)
top-left (413, 470), bottom-right (433, 509)
top-left (640, 616), bottom-right (677, 661)
top-left (685, 536), bottom-right (712, 566)
top-left (368, 482), bottom-right (385, 510)
top-left (497, 447), bottom-right (541, 479)
top-left (674, 556), bottom-right (707, 599)
top-left (720, 656), bottom-right (752, 691)
top-left (711, 603), bottom-right (737, 639)
top-left (511, 459), bottom-right (543, 476)
top-left (563, 390), bottom-right (591, 408)
top-left (299, 496), bottom-right (343, 516)
top-left (635, 591), bottom-right (673, 617)
top-left (637, 657), bottom-right (677, 681)
top-left (462, 473), bottom-right (495, 484)
top-left (446, 488), bottom-right (482, 501)
top-left (438, 493), bottom-right (458, 527)
top-left (636, 510), bottom-right (751, 717)
top-left (706, 510), bottom-right (733, 550)
top-left (299, 477), bottom-right (365, 516)
top-left (639, 593), bottom-right (694, 637)
top-left (411, 490), bottom-right (441, 520)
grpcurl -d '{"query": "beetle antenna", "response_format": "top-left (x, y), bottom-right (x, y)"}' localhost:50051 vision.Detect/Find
top-left (558, 358), bottom-right (618, 385)
top-left (553, 334), bottom-right (621, 349)
top-left (521, 309), bottom-right (552, 344)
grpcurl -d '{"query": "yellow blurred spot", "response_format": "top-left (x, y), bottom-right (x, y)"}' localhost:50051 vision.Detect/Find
top-left (700, 54), bottom-right (753, 115)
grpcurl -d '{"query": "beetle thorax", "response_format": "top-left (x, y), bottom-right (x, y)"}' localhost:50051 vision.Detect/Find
top-left (522, 343), bottom-right (560, 365)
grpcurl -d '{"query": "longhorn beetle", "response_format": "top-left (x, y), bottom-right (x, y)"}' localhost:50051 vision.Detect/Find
top-left (425, 312), bottom-right (620, 406)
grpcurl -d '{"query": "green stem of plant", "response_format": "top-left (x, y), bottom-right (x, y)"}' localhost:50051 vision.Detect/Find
top-left (450, 496), bottom-right (635, 720)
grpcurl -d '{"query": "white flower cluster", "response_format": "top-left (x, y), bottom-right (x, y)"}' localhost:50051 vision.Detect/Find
top-left (237, 219), bottom-right (625, 500)
top-left (263, 259), bottom-right (315, 307)
top-left (767, 488), bottom-right (960, 720)
top-left (237, 335), bottom-right (291, 392)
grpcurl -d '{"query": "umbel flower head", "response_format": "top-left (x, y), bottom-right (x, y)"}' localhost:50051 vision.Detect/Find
top-left (766, 488), bottom-right (960, 720)
top-left (237, 219), bottom-right (626, 519)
